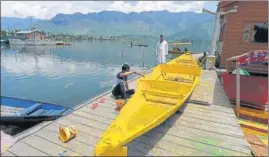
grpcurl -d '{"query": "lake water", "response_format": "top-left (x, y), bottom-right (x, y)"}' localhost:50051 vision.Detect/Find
top-left (1, 40), bottom-right (210, 108)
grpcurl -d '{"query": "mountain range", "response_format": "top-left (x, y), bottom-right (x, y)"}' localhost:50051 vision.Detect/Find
top-left (1, 11), bottom-right (215, 40)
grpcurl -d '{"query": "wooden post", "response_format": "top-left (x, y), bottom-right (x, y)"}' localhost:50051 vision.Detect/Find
top-left (142, 47), bottom-right (145, 68)
top-left (236, 61), bottom-right (240, 117)
top-left (14, 50), bottom-right (17, 62)
top-left (225, 61), bottom-right (229, 73)
top-left (121, 49), bottom-right (124, 64)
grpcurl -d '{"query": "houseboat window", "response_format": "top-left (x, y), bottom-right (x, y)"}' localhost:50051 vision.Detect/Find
top-left (251, 22), bottom-right (268, 43)
top-left (243, 24), bottom-right (251, 41)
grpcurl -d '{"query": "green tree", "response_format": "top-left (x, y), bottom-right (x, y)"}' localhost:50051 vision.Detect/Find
top-left (1, 30), bottom-right (7, 36)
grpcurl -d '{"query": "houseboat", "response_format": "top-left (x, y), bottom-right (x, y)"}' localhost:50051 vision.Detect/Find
top-left (217, 1), bottom-right (268, 75)
top-left (9, 30), bottom-right (56, 46)
top-left (217, 1), bottom-right (268, 156)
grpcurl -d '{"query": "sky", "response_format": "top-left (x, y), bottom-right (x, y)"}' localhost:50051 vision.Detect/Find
top-left (1, 1), bottom-right (219, 19)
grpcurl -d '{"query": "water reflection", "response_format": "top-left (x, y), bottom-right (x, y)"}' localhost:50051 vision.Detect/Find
top-left (2, 45), bottom-right (116, 77)
top-left (1, 41), bottom-right (210, 107)
top-left (1, 42), bottom-right (150, 107)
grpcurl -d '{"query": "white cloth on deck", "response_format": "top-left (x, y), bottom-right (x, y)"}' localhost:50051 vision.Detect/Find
top-left (155, 40), bottom-right (168, 64)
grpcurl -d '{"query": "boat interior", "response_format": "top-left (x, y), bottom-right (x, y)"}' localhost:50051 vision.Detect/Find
top-left (1, 97), bottom-right (70, 117)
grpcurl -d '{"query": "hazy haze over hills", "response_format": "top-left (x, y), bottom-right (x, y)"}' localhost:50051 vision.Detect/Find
top-left (1, 1), bottom-right (219, 40)
top-left (1, 10), bottom-right (215, 40)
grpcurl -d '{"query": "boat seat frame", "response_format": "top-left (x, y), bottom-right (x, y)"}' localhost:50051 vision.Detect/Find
top-left (16, 103), bottom-right (42, 116)
top-left (154, 64), bottom-right (200, 83)
top-left (141, 90), bottom-right (185, 106)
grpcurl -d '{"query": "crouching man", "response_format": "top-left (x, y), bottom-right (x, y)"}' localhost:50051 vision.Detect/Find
top-left (112, 63), bottom-right (142, 99)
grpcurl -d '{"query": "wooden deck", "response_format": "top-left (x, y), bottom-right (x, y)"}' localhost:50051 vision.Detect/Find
top-left (2, 70), bottom-right (253, 156)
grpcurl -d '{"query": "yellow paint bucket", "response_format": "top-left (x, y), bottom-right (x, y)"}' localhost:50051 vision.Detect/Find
top-left (59, 126), bottom-right (78, 143)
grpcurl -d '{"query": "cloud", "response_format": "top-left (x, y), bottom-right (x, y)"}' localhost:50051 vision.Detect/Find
top-left (1, 1), bottom-right (210, 19)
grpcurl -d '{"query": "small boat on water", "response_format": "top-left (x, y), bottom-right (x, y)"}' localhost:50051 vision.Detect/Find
top-left (130, 43), bottom-right (148, 47)
top-left (168, 42), bottom-right (192, 59)
top-left (1, 96), bottom-right (72, 124)
top-left (56, 41), bottom-right (72, 45)
top-left (94, 53), bottom-right (201, 156)
top-left (0, 39), bottom-right (9, 44)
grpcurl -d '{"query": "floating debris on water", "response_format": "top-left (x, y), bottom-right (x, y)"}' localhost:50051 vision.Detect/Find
top-left (68, 64), bottom-right (76, 73)
top-left (64, 82), bottom-right (74, 88)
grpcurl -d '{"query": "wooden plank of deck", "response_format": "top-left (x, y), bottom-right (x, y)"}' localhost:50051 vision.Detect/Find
top-left (35, 128), bottom-right (94, 156)
top-left (77, 101), bottom-right (248, 154)
top-left (48, 111), bottom-right (169, 156)
top-left (21, 135), bottom-right (81, 156)
top-left (69, 102), bottom-right (250, 155)
top-left (57, 105), bottom-right (221, 155)
top-left (6, 70), bottom-right (253, 156)
top-left (7, 141), bottom-right (49, 156)
top-left (76, 100), bottom-right (249, 153)
top-left (1, 151), bottom-right (17, 156)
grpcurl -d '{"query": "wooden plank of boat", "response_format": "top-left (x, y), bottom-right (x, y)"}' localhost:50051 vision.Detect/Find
top-left (1, 112), bottom-right (18, 117)
top-left (94, 53), bottom-right (202, 156)
top-left (1, 105), bottom-right (24, 115)
top-left (1, 106), bottom-right (24, 117)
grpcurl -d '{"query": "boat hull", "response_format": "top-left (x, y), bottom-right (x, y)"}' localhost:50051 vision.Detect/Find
top-left (1, 115), bottom-right (63, 124)
top-left (1, 96), bottom-right (72, 124)
top-left (221, 73), bottom-right (268, 111)
top-left (94, 53), bottom-right (201, 156)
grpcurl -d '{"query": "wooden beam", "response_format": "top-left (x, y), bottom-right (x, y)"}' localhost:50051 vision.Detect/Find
top-left (236, 61), bottom-right (240, 117)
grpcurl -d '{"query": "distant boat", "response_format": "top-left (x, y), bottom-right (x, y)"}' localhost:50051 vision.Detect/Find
top-left (0, 96), bottom-right (72, 124)
top-left (0, 39), bottom-right (9, 44)
top-left (56, 41), bottom-right (72, 45)
top-left (130, 42), bottom-right (148, 47)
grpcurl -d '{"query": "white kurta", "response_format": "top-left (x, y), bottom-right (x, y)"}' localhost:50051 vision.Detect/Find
top-left (155, 40), bottom-right (168, 64)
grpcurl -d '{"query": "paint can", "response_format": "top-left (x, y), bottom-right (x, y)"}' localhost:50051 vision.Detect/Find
top-left (59, 126), bottom-right (78, 143)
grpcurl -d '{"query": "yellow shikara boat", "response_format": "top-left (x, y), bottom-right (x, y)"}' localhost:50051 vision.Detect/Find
top-left (94, 53), bottom-right (202, 156)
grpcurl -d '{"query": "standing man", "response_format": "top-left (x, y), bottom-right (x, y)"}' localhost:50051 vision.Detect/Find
top-left (155, 35), bottom-right (168, 64)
